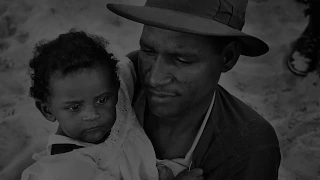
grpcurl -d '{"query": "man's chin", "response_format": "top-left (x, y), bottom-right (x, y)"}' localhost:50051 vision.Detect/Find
top-left (148, 103), bottom-right (177, 119)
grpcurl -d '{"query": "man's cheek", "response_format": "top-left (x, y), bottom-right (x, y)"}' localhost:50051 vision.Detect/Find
top-left (141, 68), bottom-right (153, 86)
top-left (173, 68), bottom-right (203, 84)
top-left (138, 59), bottom-right (151, 78)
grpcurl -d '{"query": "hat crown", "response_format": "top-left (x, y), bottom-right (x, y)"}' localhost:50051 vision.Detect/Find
top-left (145, 0), bottom-right (248, 30)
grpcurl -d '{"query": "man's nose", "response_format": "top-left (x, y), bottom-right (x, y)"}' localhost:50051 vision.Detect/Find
top-left (146, 55), bottom-right (172, 87)
top-left (82, 106), bottom-right (101, 121)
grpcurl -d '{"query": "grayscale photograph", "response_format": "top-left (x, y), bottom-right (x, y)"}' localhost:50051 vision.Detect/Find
top-left (0, 0), bottom-right (319, 180)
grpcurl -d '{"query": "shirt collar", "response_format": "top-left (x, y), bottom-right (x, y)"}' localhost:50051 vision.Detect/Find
top-left (46, 134), bottom-right (94, 155)
top-left (185, 91), bottom-right (216, 160)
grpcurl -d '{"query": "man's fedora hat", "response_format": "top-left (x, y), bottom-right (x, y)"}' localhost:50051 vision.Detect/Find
top-left (107, 0), bottom-right (269, 57)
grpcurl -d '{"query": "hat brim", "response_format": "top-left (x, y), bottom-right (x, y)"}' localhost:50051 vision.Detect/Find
top-left (107, 4), bottom-right (269, 57)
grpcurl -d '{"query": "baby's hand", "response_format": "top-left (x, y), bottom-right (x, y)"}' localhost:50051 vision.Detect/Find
top-left (157, 164), bottom-right (175, 180)
top-left (175, 169), bottom-right (204, 180)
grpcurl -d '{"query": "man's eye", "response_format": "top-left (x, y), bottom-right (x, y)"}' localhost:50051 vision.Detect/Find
top-left (97, 97), bottom-right (107, 105)
top-left (68, 104), bottom-right (80, 111)
top-left (141, 49), bottom-right (156, 56)
top-left (174, 57), bottom-right (191, 65)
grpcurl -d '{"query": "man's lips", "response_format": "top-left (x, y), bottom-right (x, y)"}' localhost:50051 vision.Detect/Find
top-left (146, 88), bottom-right (178, 104)
top-left (147, 89), bottom-right (177, 97)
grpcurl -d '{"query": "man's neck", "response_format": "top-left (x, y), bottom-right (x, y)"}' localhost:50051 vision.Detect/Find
top-left (149, 92), bottom-right (214, 136)
top-left (144, 91), bottom-right (214, 159)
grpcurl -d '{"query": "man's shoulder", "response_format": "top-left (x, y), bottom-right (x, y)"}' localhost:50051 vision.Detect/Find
top-left (214, 85), bottom-right (279, 155)
top-left (201, 87), bottom-right (281, 179)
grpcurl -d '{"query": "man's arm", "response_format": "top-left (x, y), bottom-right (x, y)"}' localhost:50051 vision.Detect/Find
top-left (208, 148), bottom-right (281, 180)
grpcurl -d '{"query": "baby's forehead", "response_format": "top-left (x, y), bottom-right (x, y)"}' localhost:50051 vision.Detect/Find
top-left (51, 64), bottom-right (114, 80)
top-left (49, 67), bottom-right (116, 99)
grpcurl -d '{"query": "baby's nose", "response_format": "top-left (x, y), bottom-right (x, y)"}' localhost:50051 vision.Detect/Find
top-left (82, 107), bottom-right (101, 121)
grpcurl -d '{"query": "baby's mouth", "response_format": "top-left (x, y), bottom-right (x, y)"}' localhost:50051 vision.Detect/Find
top-left (83, 126), bottom-right (111, 144)
top-left (86, 126), bottom-right (105, 132)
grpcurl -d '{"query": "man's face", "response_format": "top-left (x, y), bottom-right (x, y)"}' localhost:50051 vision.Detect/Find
top-left (139, 26), bottom-right (224, 118)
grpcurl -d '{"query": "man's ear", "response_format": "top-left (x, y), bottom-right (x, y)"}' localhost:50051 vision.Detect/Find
top-left (35, 101), bottom-right (56, 122)
top-left (221, 41), bottom-right (241, 72)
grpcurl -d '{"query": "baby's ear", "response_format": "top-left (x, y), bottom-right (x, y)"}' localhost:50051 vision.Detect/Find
top-left (35, 100), bottom-right (56, 122)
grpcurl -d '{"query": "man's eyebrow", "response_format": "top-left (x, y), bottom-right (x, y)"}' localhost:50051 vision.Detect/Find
top-left (139, 39), bottom-right (153, 48)
top-left (170, 51), bottom-right (198, 57)
top-left (139, 39), bottom-right (199, 57)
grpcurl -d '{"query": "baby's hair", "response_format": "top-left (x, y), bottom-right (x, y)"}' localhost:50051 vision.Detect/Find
top-left (28, 28), bottom-right (119, 103)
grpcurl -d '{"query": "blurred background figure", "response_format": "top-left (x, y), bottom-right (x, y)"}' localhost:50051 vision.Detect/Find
top-left (286, 0), bottom-right (320, 76)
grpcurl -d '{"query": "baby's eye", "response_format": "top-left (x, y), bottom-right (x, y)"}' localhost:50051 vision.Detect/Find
top-left (97, 97), bottom-right (108, 105)
top-left (68, 104), bottom-right (80, 111)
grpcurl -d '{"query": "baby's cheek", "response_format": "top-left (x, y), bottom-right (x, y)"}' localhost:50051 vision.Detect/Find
top-left (101, 101), bottom-right (117, 117)
top-left (98, 108), bottom-right (116, 126)
top-left (58, 118), bottom-right (84, 139)
top-left (60, 126), bottom-right (83, 140)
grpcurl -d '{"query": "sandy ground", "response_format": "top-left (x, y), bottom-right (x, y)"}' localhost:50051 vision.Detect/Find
top-left (0, 0), bottom-right (319, 180)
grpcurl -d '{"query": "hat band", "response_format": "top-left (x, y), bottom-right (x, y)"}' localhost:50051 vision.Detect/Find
top-left (145, 0), bottom-right (245, 30)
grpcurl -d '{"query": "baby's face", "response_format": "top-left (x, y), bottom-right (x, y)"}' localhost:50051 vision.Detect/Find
top-left (48, 66), bottom-right (118, 144)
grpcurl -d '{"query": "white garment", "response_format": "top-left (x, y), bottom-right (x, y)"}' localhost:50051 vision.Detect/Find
top-left (21, 57), bottom-right (159, 180)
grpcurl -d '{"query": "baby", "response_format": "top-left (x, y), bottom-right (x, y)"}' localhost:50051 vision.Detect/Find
top-left (21, 29), bottom-right (203, 180)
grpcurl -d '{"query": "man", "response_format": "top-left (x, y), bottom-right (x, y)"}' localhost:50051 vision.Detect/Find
top-left (107, 0), bottom-right (281, 179)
